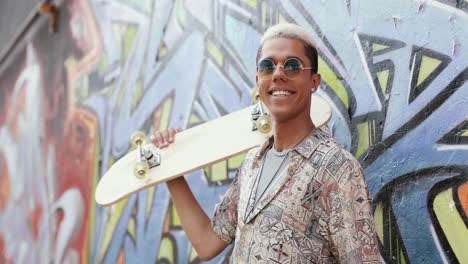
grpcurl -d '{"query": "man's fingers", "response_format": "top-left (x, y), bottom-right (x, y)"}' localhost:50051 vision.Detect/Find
top-left (162, 130), bottom-right (170, 144)
top-left (151, 132), bottom-right (163, 148)
top-left (168, 128), bottom-right (176, 142)
top-left (151, 128), bottom-right (182, 148)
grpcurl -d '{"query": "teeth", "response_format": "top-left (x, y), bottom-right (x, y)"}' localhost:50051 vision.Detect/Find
top-left (272, 91), bottom-right (292, 96)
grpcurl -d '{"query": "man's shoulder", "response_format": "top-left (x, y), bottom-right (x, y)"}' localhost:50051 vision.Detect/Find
top-left (240, 146), bottom-right (262, 168)
top-left (312, 133), bottom-right (361, 170)
top-left (246, 145), bottom-right (261, 158)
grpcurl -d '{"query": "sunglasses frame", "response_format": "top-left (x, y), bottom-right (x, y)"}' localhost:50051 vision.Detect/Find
top-left (257, 57), bottom-right (316, 80)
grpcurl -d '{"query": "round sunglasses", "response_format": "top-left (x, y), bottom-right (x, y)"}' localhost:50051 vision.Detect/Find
top-left (257, 58), bottom-right (316, 80)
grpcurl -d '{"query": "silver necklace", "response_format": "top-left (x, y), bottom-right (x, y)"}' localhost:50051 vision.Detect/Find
top-left (243, 126), bottom-right (317, 222)
top-left (253, 146), bottom-right (289, 203)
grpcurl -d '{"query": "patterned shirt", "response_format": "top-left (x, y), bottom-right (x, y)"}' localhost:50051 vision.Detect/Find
top-left (212, 128), bottom-right (380, 263)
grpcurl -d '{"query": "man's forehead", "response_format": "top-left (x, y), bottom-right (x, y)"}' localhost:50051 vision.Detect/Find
top-left (260, 37), bottom-right (307, 61)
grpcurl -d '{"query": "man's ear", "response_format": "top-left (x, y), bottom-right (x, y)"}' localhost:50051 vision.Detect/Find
top-left (311, 73), bottom-right (321, 93)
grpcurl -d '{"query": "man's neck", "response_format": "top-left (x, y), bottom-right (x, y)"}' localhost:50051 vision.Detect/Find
top-left (272, 116), bottom-right (316, 152)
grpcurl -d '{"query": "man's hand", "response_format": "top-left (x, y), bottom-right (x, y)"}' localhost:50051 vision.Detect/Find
top-left (151, 128), bottom-right (182, 148)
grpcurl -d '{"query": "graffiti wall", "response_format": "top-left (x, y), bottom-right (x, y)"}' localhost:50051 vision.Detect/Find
top-left (0, 0), bottom-right (466, 263)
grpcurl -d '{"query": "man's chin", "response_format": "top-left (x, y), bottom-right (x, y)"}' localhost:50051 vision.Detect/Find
top-left (269, 109), bottom-right (294, 122)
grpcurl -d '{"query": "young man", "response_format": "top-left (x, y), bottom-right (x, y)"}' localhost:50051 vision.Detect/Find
top-left (152, 23), bottom-right (380, 263)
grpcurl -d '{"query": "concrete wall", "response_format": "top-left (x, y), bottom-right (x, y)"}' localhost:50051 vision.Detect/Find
top-left (0, 0), bottom-right (467, 263)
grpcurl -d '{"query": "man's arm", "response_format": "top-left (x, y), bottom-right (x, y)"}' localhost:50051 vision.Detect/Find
top-left (152, 128), bottom-right (229, 260)
top-left (166, 178), bottom-right (229, 260)
top-left (328, 153), bottom-right (380, 263)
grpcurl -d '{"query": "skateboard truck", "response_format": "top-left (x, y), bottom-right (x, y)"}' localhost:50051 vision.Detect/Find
top-left (251, 88), bottom-right (272, 134)
top-left (131, 131), bottom-right (161, 179)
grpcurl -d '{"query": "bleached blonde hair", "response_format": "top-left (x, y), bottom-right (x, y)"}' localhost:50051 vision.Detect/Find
top-left (260, 23), bottom-right (317, 49)
top-left (256, 23), bottom-right (318, 72)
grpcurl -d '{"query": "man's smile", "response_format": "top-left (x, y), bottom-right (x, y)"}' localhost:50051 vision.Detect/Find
top-left (268, 88), bottom-right (295, 97)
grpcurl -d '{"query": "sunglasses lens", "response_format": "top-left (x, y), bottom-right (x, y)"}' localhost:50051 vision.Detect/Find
top-left (258, 59), bottom-right (275, 79)
top-left (284, 59), bottom-right (302, 78)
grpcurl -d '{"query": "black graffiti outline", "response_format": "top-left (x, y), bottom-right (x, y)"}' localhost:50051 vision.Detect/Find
top-left (361, 67), bottom-right (468, 167)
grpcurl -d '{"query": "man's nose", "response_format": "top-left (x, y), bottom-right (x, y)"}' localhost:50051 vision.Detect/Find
top-left (272, 64), bottom-right (287, 82)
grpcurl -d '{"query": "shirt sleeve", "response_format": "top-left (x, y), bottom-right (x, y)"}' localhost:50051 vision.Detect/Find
top-left (211, 170), bottom-right (240, 244)
top-left (327, 153), bottom-right (381, 263)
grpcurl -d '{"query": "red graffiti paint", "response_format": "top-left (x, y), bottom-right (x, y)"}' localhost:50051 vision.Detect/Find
top-left (0, 154), bottom-right (9, 211)
top-left (29, 205), bottom-right (43, 239)
top-left (56, 108), bottom-right (97, 261)
top-left (458, 183), bottom-right (468, 217)
top-left (10, 84), bottom-right (28, 141)
top-left (0, 232), bottom-right (13, 263)
top-left (0, 234), bottom-right (9, 264)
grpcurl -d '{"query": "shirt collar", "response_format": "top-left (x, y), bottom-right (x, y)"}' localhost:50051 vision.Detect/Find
top-left (254, 127), bottom-right (331, 160)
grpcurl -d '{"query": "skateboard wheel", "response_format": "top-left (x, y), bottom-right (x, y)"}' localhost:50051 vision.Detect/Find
top-left (134, 161), bottom-right (149, 179)
top-left (257, 115), bottom-right (272, 134)
top-left (131, 131), bottom-right (146, 148)
top-left (251, 88), bottom-right (260, 104)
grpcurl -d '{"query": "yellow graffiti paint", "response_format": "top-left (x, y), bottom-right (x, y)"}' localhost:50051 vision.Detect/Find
top-left (433, 188), bottom-right (468, 261)
top-left (87, 124), bottom-right (100, 262)
top-left (131, 79), bottom-right (143, 112)
top-left (205, 154), bottom-right (247, 182)
top-left (374, 203), bottom-right (384, 245)
top-left (388, 208), bottom-right (393, 255)
top-left (372, 43), bottom-right (389, 53)
top-left (146, 186), bottom-right (155, 219)
top-left (123, 26), bottom-right (138, 60)
top-left (158, 42), bottom-right (169, 59)
top-left (318, 56), bottom-right (349, 108)
top-left (160, 98), bottom-right (173, 130)
top-left (108, 83), bottom-right (116, 99)
top-left (176, 0), bottom-right (187, 28)
top-left (116, 80), bottom-right (127, 110)
top-left (208, 41), bottom-right (223, 66)
top-left (127, 217), bottom-right (136, 239)
top-left (211, 161), bottom-right (228, 182)
top-left (376, 69), bottom-right (390, 95)
top-left (189, 113), bottom-right (202, 125)
top-left (356, 122), bottom-right (370, 159)
top-left (98, 53), bottom-right (108, 75)
top-left (74, 75), bottom-right (89, 100)
top-left (112, 24), bottom-right (121, 49)
top-left (417, 56), bottom-right (441, 87)
top-left (228, 153), bottom-right (246, 170)
top-left (400, 248), bottom-right (407, 264)
top-left (190, 245), bottom-right (199, 261)
top-left (171, 202), bottom-right (181, 227)
top-left (460, 129), bottom-right (468, 137)
top-left (262, 1), bottom-right (266, 26)
top-left (158, 236), bottom-right (176, 262)
top-left (243, 0), bottom-right (257, 9)
top-left (205, 160), bottom-right (228, 181)
top-left (65, 56), bottom-right (79, 102)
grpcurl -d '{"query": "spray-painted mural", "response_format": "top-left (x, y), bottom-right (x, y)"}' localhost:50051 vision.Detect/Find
top-left (0, 0), bottom-right (466, 263)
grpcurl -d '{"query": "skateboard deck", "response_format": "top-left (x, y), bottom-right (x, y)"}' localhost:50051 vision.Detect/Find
top-left (95, 96), bottom-right (332, 206)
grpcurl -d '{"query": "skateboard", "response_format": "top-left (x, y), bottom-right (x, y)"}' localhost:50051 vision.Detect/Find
top-left (95, 94), bottom-right (332, 206)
